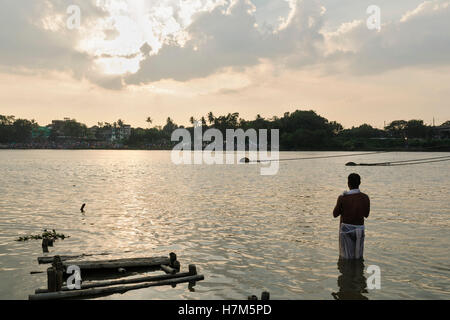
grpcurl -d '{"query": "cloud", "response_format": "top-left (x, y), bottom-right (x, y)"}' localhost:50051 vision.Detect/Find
top-left (0, 0), bottom-right (134, 90)
top-left (125, 0), bottom-right (325, 85)
top-left (0, 1), bottom-right (100, 75)
top-left (324, 0), bottom-right (450, 74)
top-left (1, 0), bottom-right (450, 90)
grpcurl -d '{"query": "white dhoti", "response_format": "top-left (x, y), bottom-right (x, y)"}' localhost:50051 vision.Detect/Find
top-left (339, 223), bottom-right (365, 259)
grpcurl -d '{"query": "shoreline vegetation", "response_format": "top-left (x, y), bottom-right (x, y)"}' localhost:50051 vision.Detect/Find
top-left (1, 110), bottom-right (449, 152)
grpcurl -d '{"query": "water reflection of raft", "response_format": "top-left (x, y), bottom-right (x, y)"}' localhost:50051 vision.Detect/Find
top-left (29, 253), bottom-right (204, 300)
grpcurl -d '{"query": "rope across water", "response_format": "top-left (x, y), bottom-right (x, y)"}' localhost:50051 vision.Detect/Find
top-left (345, 155), bottom-right (450, 166)
top-left (240, 152), bottom-right (450, 167)
top-left (244, 151), bottom-right (389, 163)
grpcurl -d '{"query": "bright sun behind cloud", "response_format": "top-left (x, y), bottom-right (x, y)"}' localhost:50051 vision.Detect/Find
top-left (76, 0), bottom-right (227, 75)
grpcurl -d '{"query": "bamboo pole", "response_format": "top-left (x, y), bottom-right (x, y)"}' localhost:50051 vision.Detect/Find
top-left (160, 264), bottom-right (177, 275)
top-left (38, 252), bottom-right (134, 264)
top-left (35, 269), bottom-right (197, 294)
top-left (29, 275), bottom-right (204, 300)
top-left (62, 257), bottom-right (170, 270)
top-left (38, 254), bottom-right (108, 264)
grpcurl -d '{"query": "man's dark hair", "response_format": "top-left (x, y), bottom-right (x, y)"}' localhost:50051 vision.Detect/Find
top-left (348, 173), bottom-right (361, 189)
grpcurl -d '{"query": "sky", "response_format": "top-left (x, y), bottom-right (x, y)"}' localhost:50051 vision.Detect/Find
top-left (0, 0), bottom-right (449, 128)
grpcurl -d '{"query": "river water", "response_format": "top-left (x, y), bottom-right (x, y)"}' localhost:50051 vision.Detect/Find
top-left (0, 150), bottom-right (449, 300)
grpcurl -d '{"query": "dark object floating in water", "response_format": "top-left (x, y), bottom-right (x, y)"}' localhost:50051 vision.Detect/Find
top-left (240, 157), bottom-right (251, 163)
top-left (81, 203), bottom-right (86, 212)
top-left (16, 229), bottom-right (69, 242)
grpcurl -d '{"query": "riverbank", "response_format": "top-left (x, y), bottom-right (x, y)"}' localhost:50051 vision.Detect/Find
top-left (1, 143), bottom-right (449, 152)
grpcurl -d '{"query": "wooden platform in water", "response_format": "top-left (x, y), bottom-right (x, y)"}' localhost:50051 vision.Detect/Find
top-left (30, 251), bottom-right (203, 300)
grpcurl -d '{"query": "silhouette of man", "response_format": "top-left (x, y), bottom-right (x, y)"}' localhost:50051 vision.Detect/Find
top-left (333, 173), bottom-right (370, 259)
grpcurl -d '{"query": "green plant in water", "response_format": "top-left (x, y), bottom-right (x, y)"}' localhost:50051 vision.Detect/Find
top-left (16, 229), bottom-right (69, 242)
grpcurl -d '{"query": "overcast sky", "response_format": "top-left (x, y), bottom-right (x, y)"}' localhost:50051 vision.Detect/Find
top-left (0, 0), bottom-right (449, 128)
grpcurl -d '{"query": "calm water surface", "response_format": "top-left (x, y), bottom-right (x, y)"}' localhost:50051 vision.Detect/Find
top-left (0, 150), bottom-right (449, 299)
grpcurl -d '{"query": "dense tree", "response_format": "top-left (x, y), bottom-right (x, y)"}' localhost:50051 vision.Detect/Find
top-left (405, 120), bottom-right (429, 139)
top-left (0, 115), bottom-right (36, 143)
top-left (385, 120), bottom-right (408, 138)
top-left (340, 124), bottom-right (385, 139)
top-left (163, 117), bottom-right (178, 134)
top-left (329, 121), bottom-right (344, 135)
top-left (207, 112), bottom-right (215, 124)
top-left (13, 119), bottom-right (36, 142)
top-left (1, 112), bottom-right (448, 150)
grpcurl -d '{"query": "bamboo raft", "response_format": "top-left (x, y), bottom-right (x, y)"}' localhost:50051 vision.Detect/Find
top-left (29, 251), bottom-right (204, 300)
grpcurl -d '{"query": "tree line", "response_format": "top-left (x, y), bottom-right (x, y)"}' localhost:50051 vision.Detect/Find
top-left (1, 111), bottom-right (449, 150)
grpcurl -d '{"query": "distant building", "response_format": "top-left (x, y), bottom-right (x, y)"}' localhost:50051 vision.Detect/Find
top-left (88, 125), bottom-right (99, 137)
top-left (32, 126), bottom-right (51, 140)
top-left (434, 125), bottom-right (450, 139)
top-left (50, 118), bottom-right (73, 136)
top-left (112, 125), bottom-right (131, 142)
top-left (89, 126), bottom-right (112, 142)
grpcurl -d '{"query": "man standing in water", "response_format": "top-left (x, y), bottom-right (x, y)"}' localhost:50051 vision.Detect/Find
top-left (333, 173), bottom-right (370, 259)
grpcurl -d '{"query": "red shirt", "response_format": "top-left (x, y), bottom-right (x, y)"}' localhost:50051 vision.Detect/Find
top-left (333, 192), bottom-right (370, 225)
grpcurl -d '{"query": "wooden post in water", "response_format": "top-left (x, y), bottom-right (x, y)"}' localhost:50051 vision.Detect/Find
top-left (168, 253), bottom-right (179, 288)
top-left (47, 267), bottom-right (56, 292)
top-left (53, 256), bottom-right (64, 292)
top-left (169, 252), bottom-right (177, 265)
top-left (188, 265), bottom-right (197, 275)
top-left (42, 238), bottom-right (49, 253)
top-left (261, 291), bottom-right (270, 300)
top-left (169, 252), bottom-right (180, 272)
top-left (188, 265), bottom-right (198, 290)
top-left (172, 260), bottom-right (180, 272)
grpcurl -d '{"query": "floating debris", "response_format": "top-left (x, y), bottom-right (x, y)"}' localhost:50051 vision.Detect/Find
top-left (16, 229), bottom-right (69, 242)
